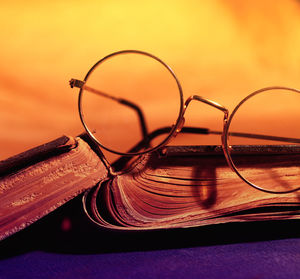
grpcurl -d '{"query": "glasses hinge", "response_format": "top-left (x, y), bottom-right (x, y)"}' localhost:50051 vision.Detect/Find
top-left (69, 78), bottom-right (85, 89)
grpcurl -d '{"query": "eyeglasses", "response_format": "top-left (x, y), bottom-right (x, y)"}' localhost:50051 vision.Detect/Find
top-left (70, 50), bottom-right (300, 194)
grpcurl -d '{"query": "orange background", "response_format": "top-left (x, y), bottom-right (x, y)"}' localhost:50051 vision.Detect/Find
top-left (1, 0), bottom-right (300, 160)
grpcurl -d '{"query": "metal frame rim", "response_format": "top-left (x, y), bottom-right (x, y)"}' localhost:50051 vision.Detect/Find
top-left (223, 86), bottom-right (300, 194)
top-left (78, 49), bottom-right (184, 156)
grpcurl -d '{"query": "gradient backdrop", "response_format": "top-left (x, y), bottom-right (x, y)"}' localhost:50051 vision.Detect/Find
top-left (1, 0), bottom-right (300, 160)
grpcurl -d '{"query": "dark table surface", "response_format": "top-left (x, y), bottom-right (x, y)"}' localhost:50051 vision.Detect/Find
top-left (1, 195), bottom-right (300, 279)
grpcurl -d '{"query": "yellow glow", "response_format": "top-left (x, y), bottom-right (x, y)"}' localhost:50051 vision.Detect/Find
top-left (1, 0), bottom-right (300, 158)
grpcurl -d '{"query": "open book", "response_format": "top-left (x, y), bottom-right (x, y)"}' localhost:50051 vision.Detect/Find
top-left (1, 134), bottom-right (300, 240)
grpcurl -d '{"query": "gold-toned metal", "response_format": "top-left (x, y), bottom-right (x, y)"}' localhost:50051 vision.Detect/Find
top-left (70, 50), bottom-right (300, 194)
top-left (185, 95), bottom-right (228, 115)
top-left (69, 79), bottom-right (150, 143)
top-left (71, 49), bottom-right (184, 156)
top-left (223, 86), bottom-right (300, 194)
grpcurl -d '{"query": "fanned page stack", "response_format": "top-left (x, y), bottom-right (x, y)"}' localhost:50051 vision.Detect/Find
top-left (1, 135), bottom-right (300, 240)
top-left (85, 146), bottom-right (300, 230)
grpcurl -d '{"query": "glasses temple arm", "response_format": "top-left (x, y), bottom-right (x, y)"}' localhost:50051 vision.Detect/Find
top-left (117, 98), bottom-right (149, 145)
top-left (112, 126), bottom-right (300, 169)
top-left (112, 126), bottom-right (210, 169)
top-left (126, 126), bottom-right (211, 153)
top-left (69, 79), bottom-right (149, 146)
top-left (210, 130), bottom-right (300, 144)
top-left (127, 126), bottom-right (300, 154)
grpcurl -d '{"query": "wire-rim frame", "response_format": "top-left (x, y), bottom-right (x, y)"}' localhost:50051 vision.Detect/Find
top-left (223, 86), bottom-right (300, 194)
top-left (78, 49), bottom-right (184, 156)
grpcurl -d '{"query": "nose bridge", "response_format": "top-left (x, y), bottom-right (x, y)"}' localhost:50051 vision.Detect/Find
top-left (183, 95), bottom-right (229, 120)
top-left (181, 94), bottom-right (229, 149)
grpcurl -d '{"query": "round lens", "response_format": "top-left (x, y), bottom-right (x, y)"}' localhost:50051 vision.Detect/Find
top-left (79, 50), bottom-right (183, 155)
top-left (225, 87), bottom-right (300, 193)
